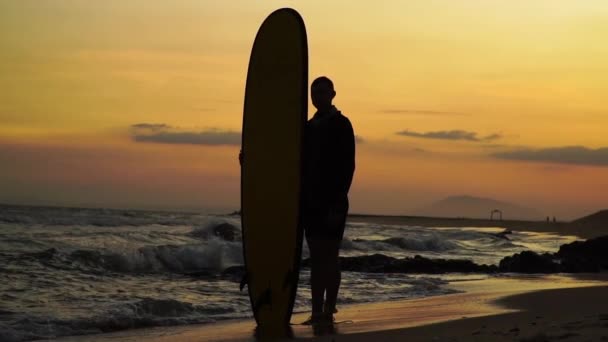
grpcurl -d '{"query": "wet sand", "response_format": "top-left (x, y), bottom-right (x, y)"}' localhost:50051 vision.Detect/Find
top-left (52, 274), bottom-right (608, 342)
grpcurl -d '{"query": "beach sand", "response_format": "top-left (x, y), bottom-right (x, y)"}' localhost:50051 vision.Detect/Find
top-left (52, 274), bottom-right (608, 342)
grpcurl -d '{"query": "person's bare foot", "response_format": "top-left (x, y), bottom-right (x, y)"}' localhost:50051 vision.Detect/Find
top-left (302, 312), bottom-right (325, 326)
top-left (324, 304), bottom-right (338, 314)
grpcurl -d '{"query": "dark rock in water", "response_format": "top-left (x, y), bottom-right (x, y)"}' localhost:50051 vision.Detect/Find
top-left (499, 251), bottom-right (558, 273)
top-left (303, 253), bottom-right (497, 274)
top-left (340, 254), bottom-right (398, 273)
top-left (397, 255), bottom-right (498, 274)
top-left (192, 222), bottom-right (239, 241)
top-left (556, 235), bottom-right (608, 272)
top-left (557, 235), bottom-right (608, 261)
top-left (559, 258), bottom-right (601, 273)
top-left (213, 223), bottom-right (238, 241)
top-left (264, 235), bottom-right (608, 276)
top-left (496, 235), bottom-right (608, 274)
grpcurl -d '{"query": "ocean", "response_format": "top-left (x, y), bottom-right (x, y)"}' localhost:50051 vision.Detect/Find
top-left (0, 204), bottom-right (579, 341)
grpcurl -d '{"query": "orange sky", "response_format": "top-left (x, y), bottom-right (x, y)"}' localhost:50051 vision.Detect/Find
top-left (1, 1), bottom-right (607, 219)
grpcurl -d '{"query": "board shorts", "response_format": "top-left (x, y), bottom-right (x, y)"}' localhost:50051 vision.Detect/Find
top-left (303, 198), bottom-right (348, 241)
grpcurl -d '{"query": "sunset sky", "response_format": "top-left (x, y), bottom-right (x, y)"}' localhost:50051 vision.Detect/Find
top-left (1, 1), bottom-right (607, 219)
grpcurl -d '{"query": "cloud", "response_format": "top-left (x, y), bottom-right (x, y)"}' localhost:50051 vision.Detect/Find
top-left (396, 129), bottom-right (502, 142)
top-left (380, 109), bottom-right (468, 116)
top-left (131, 123), bottom-right (170, 131)
top-left (130, 123), bottom-right (241, 146)
top-left (483, 133), bottom-right (502, 141)
top-left (492, 146), bottom-right (608, 166)
top-left (135, 131), bottom-right (241, 146)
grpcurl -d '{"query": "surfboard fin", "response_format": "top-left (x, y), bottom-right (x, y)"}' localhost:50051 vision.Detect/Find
top-left (239, 273), bottom-right (249, 291)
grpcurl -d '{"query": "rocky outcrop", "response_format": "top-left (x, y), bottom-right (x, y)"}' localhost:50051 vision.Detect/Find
top-left (556, 235), bottom-right (608, 272)
top-left (191, 222), bottom-right (240, 241)
top-left (497, 235), bottom-right (608, 273)
top-left (498, 251), bottom-right (558, 273)
top-left (207, 236), bottom-right (608, 281)
top-left (302, 254), bottom-right (497, 274)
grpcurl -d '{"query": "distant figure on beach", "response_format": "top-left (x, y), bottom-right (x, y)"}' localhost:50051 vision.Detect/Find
top-left (302, 76), bottom-right (356, 325)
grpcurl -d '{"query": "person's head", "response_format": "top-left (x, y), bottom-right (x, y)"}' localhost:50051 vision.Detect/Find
top-left (311, 76), bottom-right (336, 111)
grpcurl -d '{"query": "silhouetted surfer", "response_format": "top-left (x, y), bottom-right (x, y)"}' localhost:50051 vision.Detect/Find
top-left (302, 76), bottom-right (355, 325)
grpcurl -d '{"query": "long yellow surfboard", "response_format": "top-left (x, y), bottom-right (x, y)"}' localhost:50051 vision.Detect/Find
top-left (241, 8), bottom-right (308, 337)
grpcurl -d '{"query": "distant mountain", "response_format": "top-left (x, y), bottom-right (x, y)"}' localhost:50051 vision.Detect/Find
top-left (414, 195), bottom-right (541, 220)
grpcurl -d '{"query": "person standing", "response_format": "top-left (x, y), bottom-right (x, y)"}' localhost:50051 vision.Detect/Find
top-left (302, 76), bottom-right (355, 325)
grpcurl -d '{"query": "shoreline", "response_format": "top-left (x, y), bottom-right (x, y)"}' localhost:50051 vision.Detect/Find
top-left (51, 274), bottom-right (608, 342)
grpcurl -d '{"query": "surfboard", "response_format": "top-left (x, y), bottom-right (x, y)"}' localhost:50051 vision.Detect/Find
top-left (241, 7), bottom-right (308, 337)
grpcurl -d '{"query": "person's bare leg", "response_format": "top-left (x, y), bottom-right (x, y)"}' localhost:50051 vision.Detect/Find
top-left (308, 239), bottom-right (324, 316)
top-left (323, 239), bottom-right (341, 315)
